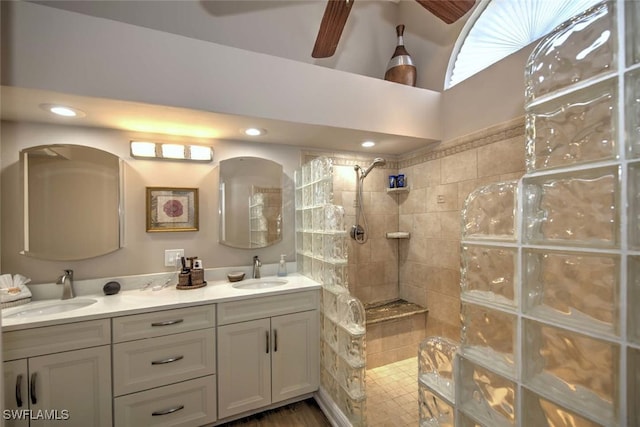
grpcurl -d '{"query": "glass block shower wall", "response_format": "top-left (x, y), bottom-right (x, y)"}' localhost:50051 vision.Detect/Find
top-left (420, 1), bottom-right (639, 426)
top-left (295, 157), bottom-right (367, 426)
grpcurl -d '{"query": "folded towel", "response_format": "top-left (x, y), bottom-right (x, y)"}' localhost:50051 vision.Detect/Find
top-left (0, 274), bottom-right (32, 303)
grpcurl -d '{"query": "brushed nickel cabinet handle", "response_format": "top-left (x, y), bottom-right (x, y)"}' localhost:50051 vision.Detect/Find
top-left (15, 374), bottom-right (23, 407)
top-left (266, 331), bottom-right (270, 354)
top-left (274, 329), bottom-right (278, 352)
top-left (30, 372), bottom-right (37, 405)
top-left (151, 355), bottom-right (184, 365)
top-left (152, 404), bottom-right (185, 416)
top-left (151, 319), bottom-right (184, 327)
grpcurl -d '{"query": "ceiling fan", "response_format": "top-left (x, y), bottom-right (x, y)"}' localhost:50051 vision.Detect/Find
top-left (311, 0), bottom-right (476, 58)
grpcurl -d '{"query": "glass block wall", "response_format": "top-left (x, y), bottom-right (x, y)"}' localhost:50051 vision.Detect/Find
top-left (421, 1), bottom-right (639, 426)
top-left (294, 157), bottom-right (367, 426)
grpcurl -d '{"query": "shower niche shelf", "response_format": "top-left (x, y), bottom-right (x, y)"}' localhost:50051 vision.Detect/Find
top-left (386, 232), bottom-right (410, 239)
top-left (386, 186), bottom-right (409, 194)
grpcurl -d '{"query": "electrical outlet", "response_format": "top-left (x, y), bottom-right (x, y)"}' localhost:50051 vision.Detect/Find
top-left (437, 195), bottom-right (446, 204)
top-left (164, 249), bottom-right (184, 267)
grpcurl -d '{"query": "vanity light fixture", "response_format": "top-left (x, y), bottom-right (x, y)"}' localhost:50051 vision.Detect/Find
top-left (361, 141), bottom-right (376, 148)
top-left (244, 127), bottom-right (266, 136)
top-left (161, 144), bottom-right (186, 159)
top-left (130, 141), bottom-right (213, 162)
top-left (39, 103), bottom-right (86, 118)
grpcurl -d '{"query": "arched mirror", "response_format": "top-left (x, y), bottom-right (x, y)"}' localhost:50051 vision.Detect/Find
top-left (219, 157), bottom-right (283, 248)
top-left (22, 144), bottom-right (123, 260)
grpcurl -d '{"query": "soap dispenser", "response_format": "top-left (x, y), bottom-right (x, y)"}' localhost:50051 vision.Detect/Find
top-left (277, 254), bottom-right (287, 277)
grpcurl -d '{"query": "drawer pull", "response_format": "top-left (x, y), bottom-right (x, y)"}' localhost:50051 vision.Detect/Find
top-left (152, 404), bottom-right (185, 416)
top-left (151, 355), bottom-right (184, 365)
top-left (151, 319), bottom-right (184, 327)
top-left (30, 373), bottom-right (37, 405)
top-left (15, 374), bottom-right (23, 407)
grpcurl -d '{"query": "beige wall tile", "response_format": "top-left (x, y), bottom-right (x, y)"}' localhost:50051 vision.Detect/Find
top-left (406, 159), bottom-right (441, 189)
top-left (477, 136), bottom-right (525, 177)
top-left (426, 183), bottom-right (458, 212)
top-left (440, 210), bottom-right (462, 239)
top-left (426, 290), bottom-right (460, 330)
top-left (399, 214), bottom-right (413, 232)
top-left (425, 238), bottom-right (460, 269)
top-left (414, 212), bottom-right (441, 238)
top-left (406, 235), bottom-right (428, 263)
top-left (334, 165), bottom-right (356, 191)
top-left (371, 191), bottom-right (400, 215)
top-left (425, 267), bottom-right (461, 299)
top-left (373, 214), bottom-right (400, 236)
top-left (399, 187), bottom-right (427, 215)
top-left (441, 149), bottom-right (478, 184)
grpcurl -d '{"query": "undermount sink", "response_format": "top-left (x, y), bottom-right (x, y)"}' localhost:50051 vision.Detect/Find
top-left (231, 279), bottom-right (288, 290)
top-left (2, 298), bottom-right (98, 319)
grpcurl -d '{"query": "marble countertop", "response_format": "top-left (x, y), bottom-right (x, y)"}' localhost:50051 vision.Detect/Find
top-left (1, 273), bottom-right (320, 332)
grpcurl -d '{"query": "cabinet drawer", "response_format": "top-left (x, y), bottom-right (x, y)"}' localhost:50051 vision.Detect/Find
top-left (217, 290), bottom-right (319, 325)
top-left (114, 375), bottom-right (216, 427)
top-left (113, 329), bottom-right (215, 396)
top-left (3, 319), bottom-right (110, 361)
top-left (112, 304), bottom-right (216, 343)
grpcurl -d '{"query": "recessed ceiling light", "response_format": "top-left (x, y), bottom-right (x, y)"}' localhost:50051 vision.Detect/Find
top-left (39, 103), bottom-right (86, 118)
top-left (244, 127), bottom-right (266, 136)
top-left (361, 141), bottom-right (376, 148)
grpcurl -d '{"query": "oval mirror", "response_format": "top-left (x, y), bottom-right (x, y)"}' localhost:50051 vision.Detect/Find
top-left (22, 144), bottom-right (123, 260)
top-left (219, 157), bottom-right (283, 249)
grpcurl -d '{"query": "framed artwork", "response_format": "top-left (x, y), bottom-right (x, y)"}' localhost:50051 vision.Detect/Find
top-left (146, 187), bottom-right (199, 232)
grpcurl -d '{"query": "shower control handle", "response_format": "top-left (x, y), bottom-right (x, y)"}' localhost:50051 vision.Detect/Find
top-left (350, 225), bottom-right (365, 241)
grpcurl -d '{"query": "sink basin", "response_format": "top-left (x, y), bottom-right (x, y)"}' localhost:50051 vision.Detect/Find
top-left (232, 279), bottom-right (288, 290)
top-left (2, 298), bottom-right (98, 319)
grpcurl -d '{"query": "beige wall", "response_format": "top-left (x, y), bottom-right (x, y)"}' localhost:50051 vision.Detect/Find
top-left (441, 42), bottom-right (536, 141)
top-left (1, 121), bottom-right (300, 284)
top-left (397, 118), bottom-right (526, 341)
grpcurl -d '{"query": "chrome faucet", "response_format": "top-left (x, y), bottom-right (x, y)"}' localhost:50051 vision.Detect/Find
top-left (57, 269), bottom-right (75, 300)
top-left (252, 256), bottom-right (262, 279)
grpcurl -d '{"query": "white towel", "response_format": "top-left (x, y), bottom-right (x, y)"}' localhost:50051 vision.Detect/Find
top-left (0, 274), bottom-right (32, 303)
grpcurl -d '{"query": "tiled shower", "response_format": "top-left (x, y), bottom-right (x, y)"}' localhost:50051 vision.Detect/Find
top-left (419, 1), bottom-right (640, 426)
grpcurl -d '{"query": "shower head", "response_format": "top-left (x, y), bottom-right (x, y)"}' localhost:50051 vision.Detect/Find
top-left (359, 157), bottom-right (386, 179)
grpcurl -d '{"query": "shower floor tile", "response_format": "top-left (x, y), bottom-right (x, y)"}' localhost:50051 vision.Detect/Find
top-left (366, 357), bottom-right (418, 426)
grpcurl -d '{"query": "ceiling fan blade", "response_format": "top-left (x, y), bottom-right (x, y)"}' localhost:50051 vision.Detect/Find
top-left (312, 0), bottom-right (355, 58)
top-left (414, 0), bottom-right (475, 24)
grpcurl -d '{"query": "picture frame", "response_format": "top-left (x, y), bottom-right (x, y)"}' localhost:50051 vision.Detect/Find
top-left (146, 187), bottom-right (199, 232)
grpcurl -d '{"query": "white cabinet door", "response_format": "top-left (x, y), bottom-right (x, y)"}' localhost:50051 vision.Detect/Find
top-left (271, 310), bottom-right (319, 403)
top-left (3, 359), bottom-right (29, 427)
top-left (29, 345), bottom-right (112, 427)
top-left (217, 318), bottom-right (271, 419)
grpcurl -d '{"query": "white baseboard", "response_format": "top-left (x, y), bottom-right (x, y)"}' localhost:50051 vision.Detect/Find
top-left (314, 387), bottom-right (352, 427)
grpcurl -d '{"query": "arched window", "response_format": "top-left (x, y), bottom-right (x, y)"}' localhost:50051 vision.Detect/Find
top-left (445, 0), bottom-right (603, 89)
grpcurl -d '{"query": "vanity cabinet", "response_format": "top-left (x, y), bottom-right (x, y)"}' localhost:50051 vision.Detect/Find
top-left (111, 304), bottom-right (217, 427)
top-left (2, 320), bottom-right (112, 427)
top-left (216, 291), bottom-right (319, 419)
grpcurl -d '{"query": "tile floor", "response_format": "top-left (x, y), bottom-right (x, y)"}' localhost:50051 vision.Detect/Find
top-left (366, 357), bottom-right (419, 426)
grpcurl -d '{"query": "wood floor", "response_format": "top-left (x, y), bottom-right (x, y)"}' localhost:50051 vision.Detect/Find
top-left (219, 399), bottom-right (331, 427)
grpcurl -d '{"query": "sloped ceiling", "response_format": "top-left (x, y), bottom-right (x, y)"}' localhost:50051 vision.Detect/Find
top-left (3, 1), bottom-right (476, 155)
top-left (33, 0), bottom-right (471, 90)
